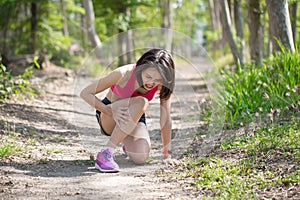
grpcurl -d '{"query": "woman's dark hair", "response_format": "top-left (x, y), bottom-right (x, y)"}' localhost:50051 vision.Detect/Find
top-left (135, 48), bottom-right (175, 100)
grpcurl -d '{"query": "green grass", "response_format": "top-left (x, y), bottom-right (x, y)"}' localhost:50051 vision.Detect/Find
top-left (51, 136), bottom-right (68, 143)
top-left (220, 116), bottom-right (300, 156)
top-left (159, 118), bottom-right (299, 199)
top-left (0, 140), bottom-right (22, 157)
top-left (217, 51), bottom-right (299, 128)
top-left (0, 142), bottom-right (17, 157)
top-left (184, 117), bottom-right (199, 122)
top-left (41, 147), bottom-right (63, 154)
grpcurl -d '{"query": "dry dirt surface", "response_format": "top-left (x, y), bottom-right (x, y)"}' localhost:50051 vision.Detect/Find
top-left (0, 59), bottom-right (215, 200)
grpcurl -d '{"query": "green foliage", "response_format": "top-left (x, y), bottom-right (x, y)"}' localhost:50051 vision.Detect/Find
top-left (0, 1), bottom-right (83, 60)
top-left (37, 1), bottom-right (80, 64)
top-left (0, 0), bottom-right (167, 69)
top-left (173, 0), bottom-right (206, 39)
top-left (0, 63), bottom-right (11, 100)
top-left (0, 59), bottom-right (36, 101)
top-left (219, 51), bottom-right (299, 128)
top-left (93, 0), bottom-right (159, 40)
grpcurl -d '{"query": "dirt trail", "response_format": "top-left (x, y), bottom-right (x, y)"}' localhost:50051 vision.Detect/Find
top-left (0, 58), bottom-right (213, 200)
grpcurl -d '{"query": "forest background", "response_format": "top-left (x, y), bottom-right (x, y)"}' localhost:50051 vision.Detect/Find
top-left (0, 0), bottom-right (298, 70)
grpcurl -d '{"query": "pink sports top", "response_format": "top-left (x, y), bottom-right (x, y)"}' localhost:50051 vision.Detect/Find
top-left (110, 64), bottom-right (158, 101)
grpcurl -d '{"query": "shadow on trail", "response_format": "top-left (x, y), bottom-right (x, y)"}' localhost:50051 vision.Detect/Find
top-left (0, 160), bottom-right (97, 178)
top-left (0, 102), bottom-right (93, 119)
top-left (0, 102), bottom-right (92, 144)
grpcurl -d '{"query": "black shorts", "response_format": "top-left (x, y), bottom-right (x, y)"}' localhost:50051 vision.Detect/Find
top-left (95, 97), bottom-right (146, 136)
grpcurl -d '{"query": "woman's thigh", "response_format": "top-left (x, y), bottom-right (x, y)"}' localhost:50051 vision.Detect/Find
top-left (100, 112), bottom-right (115, 135)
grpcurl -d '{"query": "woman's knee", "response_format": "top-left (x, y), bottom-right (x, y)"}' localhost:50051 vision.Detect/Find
top-left (124, 136), bottom-right (151, 164)
top-left (129, 152), bottom-right (150, 164)
top-left (131, 96), bottom-right (149, 112)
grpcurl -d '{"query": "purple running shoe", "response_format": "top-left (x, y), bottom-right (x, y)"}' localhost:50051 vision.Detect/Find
top-left (95, 148), bottom-right (119, 172)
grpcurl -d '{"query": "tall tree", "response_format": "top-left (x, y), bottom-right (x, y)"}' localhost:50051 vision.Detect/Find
top-left (248, 0), bottom-right (263, 63)
top-left (266, 0), bottom-right (295, 53)
top-left (289, 1), bottom-right (298, 44)
top-left (208, 0), bottom-right (224, 52)
top-left (125, 29), bottom-right (134, 63)
top-left (117, 2), bottom-right (134, 66)
top-left (233, 0), bottom-right (244, 64)
top-left (60, 0), bottom-right (69, 37)
top-left (82, 0), bottom-right (102, 57)
top-left (0, 2), bottom-right (14, 56)
top-left (30, 2), bottom-right (38, 54)
top-left (160, 0), bottom-right (172, 51)
top-left (219, 0), bottom-right (243, 65)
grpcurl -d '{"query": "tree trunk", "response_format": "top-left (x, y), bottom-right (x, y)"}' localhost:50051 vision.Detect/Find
top-left (118, 29), bottom-right (126, 66)
top-left (81, 10), bottom-right (87, 49)
top-left (0, 3), bottom-right (13, 56)
top-left (208, 0), bottom-right (222, 52)
top-left (124, 7), bottom-right (134, 64)
top-left (266, 0), bottom-right (295, 53)
top-left (248, 0), bottom-right (263, 64)
top-left (219, 0), bottom-right (242, 65)
top-left (60, 0), bottom-right (69, 37)
top-left (161, 0), bottom-right (173, 51)
top-left (289, 1), bottom-right (297, 44)
top-left (227, 0), bottom-right (233, 21)
top-left (233, 0), bottom-right (244, 65)
top-left (30, 2), bottom-right (38, 54)
top-left (126, 29), bottom-right (134, 63)
top-left (82, 0), bottom-right (102, 58)
top-left (117, 6), bottom-right (133, 66)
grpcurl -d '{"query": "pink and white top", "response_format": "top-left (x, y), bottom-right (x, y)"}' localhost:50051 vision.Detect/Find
top-left (110, 65), bottom-right (158, 101)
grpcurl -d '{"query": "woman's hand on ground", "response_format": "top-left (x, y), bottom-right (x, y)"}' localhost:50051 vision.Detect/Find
top-left (162, 154), bottom-right (180, 167)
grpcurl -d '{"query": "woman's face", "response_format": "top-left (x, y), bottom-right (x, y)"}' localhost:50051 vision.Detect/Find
top-left (141, 67), bottom-right (163, 91)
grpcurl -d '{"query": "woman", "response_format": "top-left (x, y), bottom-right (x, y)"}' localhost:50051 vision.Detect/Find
top-left (80, 49), bottom-right (177, 172)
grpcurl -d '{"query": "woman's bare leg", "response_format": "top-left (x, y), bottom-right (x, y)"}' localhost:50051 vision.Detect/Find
top-left (100, 96), bottom-right (149, 147)
top-left (123, 122), bottom-right (151, 164)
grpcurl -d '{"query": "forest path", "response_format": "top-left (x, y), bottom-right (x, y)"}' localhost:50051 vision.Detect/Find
top-left (0, 58), bottom-right (213, 200)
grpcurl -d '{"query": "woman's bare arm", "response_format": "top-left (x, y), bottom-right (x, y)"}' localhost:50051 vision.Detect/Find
top-left (160, 97), bottom-right (172, 153)
top-left (160, 97), bottom-right (180, 166)
top-left (80, 69), bottom-right (122, 116)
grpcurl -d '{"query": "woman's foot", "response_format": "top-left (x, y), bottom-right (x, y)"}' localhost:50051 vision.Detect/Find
top-left (95, 147), bottom-right (119, 172)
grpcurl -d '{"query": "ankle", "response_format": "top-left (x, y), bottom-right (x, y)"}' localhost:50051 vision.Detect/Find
top-left (104, 146), bottom-right (115, 153)
top-left (106, 140), bottom-right (117, 149)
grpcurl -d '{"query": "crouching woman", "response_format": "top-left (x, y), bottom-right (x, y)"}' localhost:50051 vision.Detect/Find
top-left (80, 49), bottom-right (178, 172)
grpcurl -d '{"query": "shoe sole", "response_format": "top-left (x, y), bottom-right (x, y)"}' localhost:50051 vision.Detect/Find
top-left (95, 163), bottom-right (119, 173)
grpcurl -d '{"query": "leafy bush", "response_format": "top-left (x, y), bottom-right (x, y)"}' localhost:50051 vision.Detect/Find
top-left (220, 51), bottom-right (299, 128)
top-left (0, 60), bottom-right (35, 101)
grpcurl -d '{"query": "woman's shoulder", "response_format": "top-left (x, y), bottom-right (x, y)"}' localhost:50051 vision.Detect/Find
top-left (107, 64), bottom-right (135, 85)
top-left (112, 63), bottom-right (135, 76)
